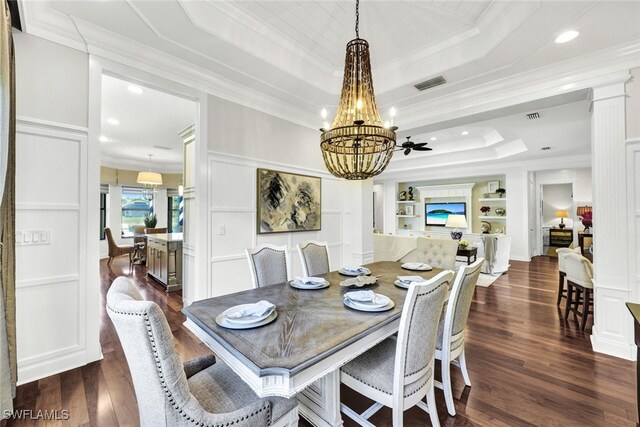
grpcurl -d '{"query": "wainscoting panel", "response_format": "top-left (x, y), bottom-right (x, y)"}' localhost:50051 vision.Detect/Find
top-left (16, 279), bottom-right (81, 364)
top-left (207, 152), bottom-right (356, 299)
top-left (15, 210), bottom-right (79, 282)
top-left (15, 118), bottom-right (92, 383)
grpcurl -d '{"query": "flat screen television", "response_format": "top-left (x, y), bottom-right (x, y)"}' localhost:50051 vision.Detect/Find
top-left (425, 202), bottom-right (466, 226)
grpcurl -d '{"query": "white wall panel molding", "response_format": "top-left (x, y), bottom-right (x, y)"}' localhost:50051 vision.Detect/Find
top-left (15, 112), bottom-right (96, 381)
top-left (208, 153), bottom-right (352, 298)
top-left (16, 203), bottom-right (80, 211)
top-left (16, 116), bottom-right (88, 134)
top-left (208, 151), bottom-right (337, 180)
top-left (590, 76), bottom-right (634, 360)
top-left (16, 274), bottom-right (79, 289)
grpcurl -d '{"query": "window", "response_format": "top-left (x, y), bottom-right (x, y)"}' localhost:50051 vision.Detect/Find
top-left (167, 192), bottom-right (181, 233)
top-left (121, 186), bottom-right (152, 238)
top-left (99, 193), bottom-right (107, 240)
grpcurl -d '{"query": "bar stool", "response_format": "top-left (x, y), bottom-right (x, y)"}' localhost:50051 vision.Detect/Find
top-left (564, 253), bottom-right (594, 331)
top-left (555, 247), bottom-right (581, 305)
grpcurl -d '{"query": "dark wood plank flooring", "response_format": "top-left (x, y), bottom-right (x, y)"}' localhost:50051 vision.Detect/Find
top-left (1, 256), bottom-right (636, 426)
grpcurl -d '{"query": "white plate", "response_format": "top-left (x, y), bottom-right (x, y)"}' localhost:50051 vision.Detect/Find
top-left (289, 280), bottom-right (330, 290)
top-left (339, 276), bottom-right (378, 288)
top-left (394, 279), bottom-right (411, 289)
top-left (218, 304), bottom-right (275, 325)
top-left (339, 267), bottom-right (371, 276)
top-left (344, 297), bottom-right (394, 312)
top-left (401, 263), bottom-right (432, 271)
top-left (215, 309), bottom-right (278, 329)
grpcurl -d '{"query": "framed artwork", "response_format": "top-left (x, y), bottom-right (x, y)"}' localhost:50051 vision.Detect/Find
top-left (257, 168), bottom-right (321, 234)
top-left (487, 181), bottom-right (500, 193)
top-left (405, 205), bottom-right (414, 216)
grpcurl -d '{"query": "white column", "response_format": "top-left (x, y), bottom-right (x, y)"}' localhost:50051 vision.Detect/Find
top-left (382, 180), bottom-right (397, 234)
top-left (343, 179), bottom-right (374, 266)
top-left (590, 72), bottom-right (635, 360)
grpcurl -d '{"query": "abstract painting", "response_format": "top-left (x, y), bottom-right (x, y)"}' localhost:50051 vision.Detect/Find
top-left (257, 168), bottom-right (321, 234)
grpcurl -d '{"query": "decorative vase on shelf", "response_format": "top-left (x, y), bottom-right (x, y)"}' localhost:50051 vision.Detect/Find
top-left (495, 207), bottom-right (506, 216)
top-left (480, 206), bottom-right (490, 216)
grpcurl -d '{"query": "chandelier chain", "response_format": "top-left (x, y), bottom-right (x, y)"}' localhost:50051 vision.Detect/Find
top-left (355, 0), bottom-right (359, 38)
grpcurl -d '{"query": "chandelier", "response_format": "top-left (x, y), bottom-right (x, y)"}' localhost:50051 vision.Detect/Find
top-left (137, 154), bottom-right (163, 201)
top-left (320, 0), bottom-right (398, 180)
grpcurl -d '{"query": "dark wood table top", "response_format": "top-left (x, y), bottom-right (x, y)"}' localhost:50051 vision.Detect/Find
top-left (627, 303), bottom-right (640, 324)
top-left (183, 261), bottom-right (445, 376)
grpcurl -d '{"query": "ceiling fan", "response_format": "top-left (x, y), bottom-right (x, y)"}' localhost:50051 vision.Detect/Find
top-left (396, 136), bottom-right (433, 155)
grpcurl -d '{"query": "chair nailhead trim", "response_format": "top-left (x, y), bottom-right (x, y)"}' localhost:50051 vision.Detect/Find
top-left (106, 304), bottom-right (273, 426)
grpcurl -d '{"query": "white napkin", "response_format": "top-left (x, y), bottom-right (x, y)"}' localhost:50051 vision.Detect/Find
top-left (403, 262), bottom-right (431, 270)
top-left (344, 265), bottom-right (367, 272)
top-left (344, 290), bottom-right (389, 305)
top-left (222, 301), bottom-right (275, 319)
top-left (397, 275), bottom-right (425, 284)
top-left (293, 277), bottom-right (326, 287)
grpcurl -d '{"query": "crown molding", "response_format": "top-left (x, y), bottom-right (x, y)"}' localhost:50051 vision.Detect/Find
top-left (375, 152), bottom-right (592, 183)
top-left (395, 40), bottom-right (640, 131)
top-left (18, 0), bottom-right (640, 135)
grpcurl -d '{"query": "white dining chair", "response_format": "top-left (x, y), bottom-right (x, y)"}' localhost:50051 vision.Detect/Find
top-left (340, 270), bottom-right (453, 427)
top-left (106, 277), bottom-right (299, 427)
top-left (245, 244), bottom-right (291, 288)
top-left (435, 257), bottom-right (484, 416)
top-left (296, 240), bottom-right (331, 277)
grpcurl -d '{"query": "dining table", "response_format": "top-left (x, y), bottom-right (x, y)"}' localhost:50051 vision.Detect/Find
top-left (183, 261), bottom-right (447, 427)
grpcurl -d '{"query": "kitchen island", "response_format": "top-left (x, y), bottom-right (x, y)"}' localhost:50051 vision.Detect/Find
top-left (146, 233), bottom-right (183, 292)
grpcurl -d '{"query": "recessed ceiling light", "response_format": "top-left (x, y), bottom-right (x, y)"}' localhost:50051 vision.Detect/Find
top-left (430, 137), bottom-right (437, 141)
top-left (555, 30), bottom-right (579, 44)
top-left (107, 118), bottom-right (120, 126)
top-left (128, 85), bottom-right (143, 94)
top-left (99, 136), bottom-right (109, 143)
top-left (461, 131), bottom-right (469, 136)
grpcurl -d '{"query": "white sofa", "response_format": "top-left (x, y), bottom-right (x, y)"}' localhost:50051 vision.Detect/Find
top-left (373, 233), bottom-right (511, 275)
top-left (373, 234), bottom-right (459, 270)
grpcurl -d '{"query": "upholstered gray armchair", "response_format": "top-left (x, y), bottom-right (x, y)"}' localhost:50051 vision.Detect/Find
top-left (106, 277), bottom-right (299, 427)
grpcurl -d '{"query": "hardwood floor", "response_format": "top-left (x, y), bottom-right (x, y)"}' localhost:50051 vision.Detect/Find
top-left (2, 256), bottom-right (636, 426)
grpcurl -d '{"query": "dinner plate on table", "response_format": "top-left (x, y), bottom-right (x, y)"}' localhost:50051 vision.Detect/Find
top-left (339, 267), bottom-right (371, 276)
top-left (215, 305), bottom-right (277, 329)
top-left (401, 262), bottom-right (432, 271)
top-left (343, 292), bottom-right (394, 312)
top-left (289, 278), bottom-right (330, 290)
top-left (394, 276), bottom-right (425, 289)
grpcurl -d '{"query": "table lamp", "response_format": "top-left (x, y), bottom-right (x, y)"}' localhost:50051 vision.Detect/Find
top-left (555, 210), bottom-right (569, 229)
top-left (445, 214), bottom-right (467, 240)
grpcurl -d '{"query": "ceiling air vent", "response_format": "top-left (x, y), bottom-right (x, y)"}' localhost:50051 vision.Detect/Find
top-left (414, 76), bottom-right (447, 91)
top-left (153, 145), bottom-right (172, 150)
top-left (541, 146), bottom-right (551, 151)
top-left (526, 112), bottom-right (540, 120)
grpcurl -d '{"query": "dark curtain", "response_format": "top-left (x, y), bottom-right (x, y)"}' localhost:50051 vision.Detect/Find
top-left (0, 0), bottom-right (16, 416)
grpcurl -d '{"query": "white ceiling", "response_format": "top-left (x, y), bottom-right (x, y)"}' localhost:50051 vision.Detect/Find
top-left (100, 74), bottom-right (196, 172)
top-left (19, 0), bottom-right (640, 168)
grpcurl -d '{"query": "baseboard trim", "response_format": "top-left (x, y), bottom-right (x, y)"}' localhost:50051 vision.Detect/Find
top-left (17, 349), bottom-right (103, 385)
top-left (590, 326), bottom-right (636, 361)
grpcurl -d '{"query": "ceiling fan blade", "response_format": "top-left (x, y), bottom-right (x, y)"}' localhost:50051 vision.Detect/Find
top-left (404, 148), bottom-right (412, 156)
top-left (413, 146), bottom-right (433, 151)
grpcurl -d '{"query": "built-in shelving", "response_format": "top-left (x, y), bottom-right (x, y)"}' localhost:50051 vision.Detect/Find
top-left (396, 215), bottom-right (418, 218)
top-left (478, 198), bottom-right (507, 202)
top-left (479, 216), bottom-right (507, 220)
top-left (396, 200), bottom-right (418, 204)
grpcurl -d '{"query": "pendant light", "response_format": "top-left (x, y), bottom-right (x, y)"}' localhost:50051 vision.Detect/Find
top-left (137, 154), bottom-right (163, 201)
top-left (320, 0), bottom-right (397, 180)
